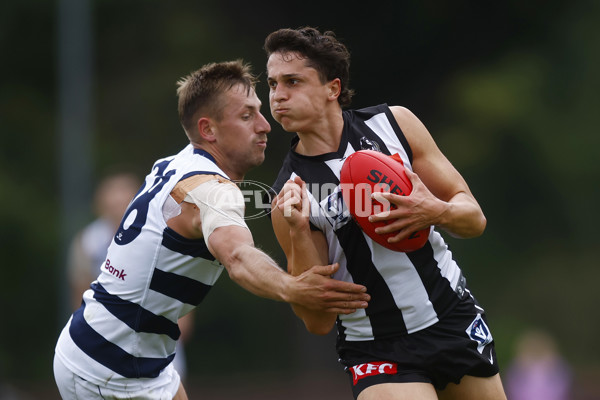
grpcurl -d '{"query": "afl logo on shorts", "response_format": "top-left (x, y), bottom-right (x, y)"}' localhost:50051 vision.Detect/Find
top-left (466, 314), bottom-right (493, 354)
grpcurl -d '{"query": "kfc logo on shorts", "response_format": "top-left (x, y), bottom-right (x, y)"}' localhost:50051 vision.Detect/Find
top-left (350, 361), bottom-right (398, 384)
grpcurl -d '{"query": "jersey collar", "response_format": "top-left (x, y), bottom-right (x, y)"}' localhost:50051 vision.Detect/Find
top-left (193, 148), bottom-right (217, 163)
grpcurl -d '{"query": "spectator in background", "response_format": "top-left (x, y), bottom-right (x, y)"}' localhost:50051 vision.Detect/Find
top-left (505, 329), bottom-right (572, 400)
top-left (67, 171), bottom-right (141, 309)
top-left (65, 171), bottom-right (194, 381)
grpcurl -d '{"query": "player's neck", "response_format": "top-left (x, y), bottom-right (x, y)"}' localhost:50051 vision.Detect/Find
top-left (193, 144), bottom-right (245, 181)
top-left (295, 112), bottom-right (344, 156)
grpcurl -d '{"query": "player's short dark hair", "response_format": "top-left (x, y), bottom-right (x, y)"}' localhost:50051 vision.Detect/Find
top-left (264, 27), bottom-right (354, 107)
top-left (177, 60), bottom-right (257, 134)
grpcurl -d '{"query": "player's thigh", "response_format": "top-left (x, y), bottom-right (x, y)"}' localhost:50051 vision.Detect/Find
top-left (358, 382), bottom-right (438, 400)
top-left (173, 382), bottom-right (188, 400)
top-left (437, 373), bottom-right (507, 400)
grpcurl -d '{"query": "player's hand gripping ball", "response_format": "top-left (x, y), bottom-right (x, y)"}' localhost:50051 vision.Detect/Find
top-left (340, 150), bottom-right (430, 252)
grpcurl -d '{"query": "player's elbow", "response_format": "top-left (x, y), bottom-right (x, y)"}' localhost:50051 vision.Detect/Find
top-left (454, 213), bottom-right (487, 239)
top-left (296, 311), bottom-right (336, 336)
top-left (222, 245), bottom-right (249, 282)
top-left (444, 199), bottom-right (487, 239)
top-left (468, 212), bottom-right (487, 238)
top-left (226, 263), bottom-right (244, 284)
top-left (475, 214), bottom-right (487, 236)
top-left (292, 305), bottom-right (336, 335)
top-left (304, 320), bottom-right (334, 336)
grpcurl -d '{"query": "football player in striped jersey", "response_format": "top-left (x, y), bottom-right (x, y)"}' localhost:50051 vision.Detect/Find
top-left (265, 27), bottom-right (507, 400)
top-left (54, 60), bottom-right (370, 400)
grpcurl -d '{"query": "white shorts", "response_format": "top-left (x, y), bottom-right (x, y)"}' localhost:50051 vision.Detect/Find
top-left (53, 353), bottom-right (181, 400)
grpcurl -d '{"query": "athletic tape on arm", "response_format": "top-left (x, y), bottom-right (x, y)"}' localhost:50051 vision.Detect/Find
top-left (183, 178), bottom-right (248, 240)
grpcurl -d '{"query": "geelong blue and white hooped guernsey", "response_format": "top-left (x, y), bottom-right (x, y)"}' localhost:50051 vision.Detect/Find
top-left (55, 145), bottom-right (232, 390)
top-left (271, 104), bottom-right (469, 343)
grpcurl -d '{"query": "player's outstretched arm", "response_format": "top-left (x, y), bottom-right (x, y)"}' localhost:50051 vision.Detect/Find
top-left (208, 225), bottom-right (368, 317)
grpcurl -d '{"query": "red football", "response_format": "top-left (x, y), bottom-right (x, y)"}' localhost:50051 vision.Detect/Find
top-left (340, 150), bottom-right (430, 252)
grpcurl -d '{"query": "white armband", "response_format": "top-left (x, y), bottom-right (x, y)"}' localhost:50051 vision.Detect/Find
top-left (184, 179), bottom-right (248, 240)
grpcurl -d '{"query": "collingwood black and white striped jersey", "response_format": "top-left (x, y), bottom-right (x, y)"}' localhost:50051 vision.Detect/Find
top-left (272, 104), bottom-right (468, 342)
top-left (55, 145), bottom-right (230, 390)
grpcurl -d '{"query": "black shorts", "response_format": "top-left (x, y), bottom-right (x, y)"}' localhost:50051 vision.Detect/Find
top-left (337, 296), bottom-right (500, 399)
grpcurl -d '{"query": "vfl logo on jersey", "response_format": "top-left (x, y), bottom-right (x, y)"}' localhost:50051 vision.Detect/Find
top-left (466, 314), bottom-right (493, 354)
top-left (320, 185), bottom-right (351, 228)
top-left (350, 361), bottom-right (398, 384)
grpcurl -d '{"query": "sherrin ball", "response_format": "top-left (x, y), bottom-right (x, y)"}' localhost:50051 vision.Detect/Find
top-left (340, 150), bottom-right (430, 252)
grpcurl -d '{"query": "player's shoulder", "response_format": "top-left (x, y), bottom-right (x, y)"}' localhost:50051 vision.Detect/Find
top-left (387, 106), bottom-right (428, 139)
top-left (388, 105), bottom-right (416, 122)
top-left (346, 104), bottom-right (419, 132)
top-left (345, 103), bottom-right (390, 120)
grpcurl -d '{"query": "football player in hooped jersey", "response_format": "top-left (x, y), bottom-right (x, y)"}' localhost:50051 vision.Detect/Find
top-left (264, 28), bottom-right (507, 400)
top-left (53, 60), bottom-right (370, 400)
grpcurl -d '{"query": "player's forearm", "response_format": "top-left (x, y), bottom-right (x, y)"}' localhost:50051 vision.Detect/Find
top-left (225, 243), bottom-right (293, 303)
top-left (287, 227), bottom-right (336, 334)
top-left (435, 192), bottom-right (487, 238)
top-left (287, 226), bottom-right (324, 276)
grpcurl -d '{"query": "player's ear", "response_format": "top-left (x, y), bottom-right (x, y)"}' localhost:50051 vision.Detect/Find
top-left (327, 78), bottom-right (341, 101)
top-left (197, 117), bottom-right (216, 142)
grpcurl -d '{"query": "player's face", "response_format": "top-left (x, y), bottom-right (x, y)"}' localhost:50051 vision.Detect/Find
top-left (212, 84), bottom-right (271, 177)
top-left (267, 52), bottom-right (332, 134)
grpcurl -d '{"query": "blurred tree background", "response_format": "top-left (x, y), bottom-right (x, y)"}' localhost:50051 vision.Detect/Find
top-left (1, 0), bottom-right (599, 398)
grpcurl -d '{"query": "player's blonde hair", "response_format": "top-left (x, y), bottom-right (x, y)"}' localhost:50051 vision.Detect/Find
top-left (176, 60), bottom-right (257, 139)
